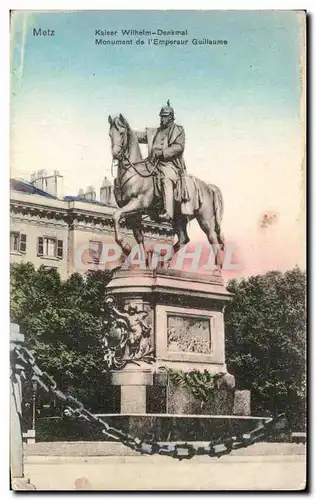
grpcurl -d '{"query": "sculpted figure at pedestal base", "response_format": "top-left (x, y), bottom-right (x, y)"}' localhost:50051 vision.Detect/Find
top-left (102, 295), bottom-right (154, 370)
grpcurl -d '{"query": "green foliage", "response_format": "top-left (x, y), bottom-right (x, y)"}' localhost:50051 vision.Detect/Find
top-left (10, 263), bottom-right (113, 411)
top-left (225, 267), bottom-right (306, 427)
top-left (166, 368), bottom-right (222, 407)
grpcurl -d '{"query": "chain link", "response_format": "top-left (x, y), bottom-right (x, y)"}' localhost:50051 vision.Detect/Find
top-left (14, 345), bottom-right (285, 460)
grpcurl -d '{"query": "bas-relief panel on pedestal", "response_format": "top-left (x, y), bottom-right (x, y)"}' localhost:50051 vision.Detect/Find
top-left (167, 314), bottom-right (211, 354)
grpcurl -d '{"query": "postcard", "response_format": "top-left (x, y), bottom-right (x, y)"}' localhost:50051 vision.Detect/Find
top-left (10, 10), bottom-right (306, 491)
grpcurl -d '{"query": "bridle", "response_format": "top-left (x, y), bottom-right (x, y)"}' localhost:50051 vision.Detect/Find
top-left (110, 122), bottom-right (159, 183)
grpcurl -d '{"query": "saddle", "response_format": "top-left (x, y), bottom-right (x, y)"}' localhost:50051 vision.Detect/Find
top-left (153, 173), bottom-right (202, 217)
top-left (178, 175), bottom-right (203, 215)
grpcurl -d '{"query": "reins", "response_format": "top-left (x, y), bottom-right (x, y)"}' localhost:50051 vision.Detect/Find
top-left (124, 156), bottom-right (160, 178)
top-left (110, 120), bottom-right (159, 185)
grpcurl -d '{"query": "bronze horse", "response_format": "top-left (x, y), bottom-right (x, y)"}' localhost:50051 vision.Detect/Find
top-left (108, 114), bottom-right (225, 268)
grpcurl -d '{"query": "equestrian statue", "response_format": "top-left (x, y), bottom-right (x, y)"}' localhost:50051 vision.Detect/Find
top-left (108, 101), bottom-right (225, 269)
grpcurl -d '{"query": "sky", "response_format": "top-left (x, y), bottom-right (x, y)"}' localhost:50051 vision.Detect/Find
top-left (10, 10), bottom-right (306, 277)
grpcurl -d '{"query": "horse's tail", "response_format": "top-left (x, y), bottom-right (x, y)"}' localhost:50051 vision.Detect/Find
top-left (208, 184), bottom-right (225, 246)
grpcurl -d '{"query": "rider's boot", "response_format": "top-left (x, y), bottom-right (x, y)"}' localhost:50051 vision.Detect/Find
top-left (160, 179), bottom-right (174, 223)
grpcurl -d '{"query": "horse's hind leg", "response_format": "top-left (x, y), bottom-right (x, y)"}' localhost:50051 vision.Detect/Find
top-left (196, 212), bottom-right (224, 270)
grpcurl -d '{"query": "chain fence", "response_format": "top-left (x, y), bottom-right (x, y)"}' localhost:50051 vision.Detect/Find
top-left (13, 344), bottom-right (285, 461)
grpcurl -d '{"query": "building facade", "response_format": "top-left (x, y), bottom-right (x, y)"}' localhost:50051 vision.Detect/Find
top-left (10, 172), bottom-right (173, 280)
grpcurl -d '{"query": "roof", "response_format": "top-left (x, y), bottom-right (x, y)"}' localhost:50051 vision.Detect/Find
top-left (10, 178), bottom-right (115, 208)
top-left (10, 179), bottom-right (57, 199)
top-left (63, 195), bottom-right (108, 206)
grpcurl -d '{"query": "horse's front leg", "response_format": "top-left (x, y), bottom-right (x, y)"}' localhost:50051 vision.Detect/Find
top-left (113, 197), bottom-right (143, 256)
top-left (132, 217), bottom-right (148, 265)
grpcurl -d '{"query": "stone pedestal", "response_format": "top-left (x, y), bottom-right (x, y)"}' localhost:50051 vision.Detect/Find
top-left (106, 267), bottom-right (236, 414)
top-left (233, 390), bottom-right (251, 416)
top-left (111, 366), bottom-right (153, 414)
top-left (165, 385), bottom-right (235, 415)
top-left (120, 386), bottom-right (146, 414)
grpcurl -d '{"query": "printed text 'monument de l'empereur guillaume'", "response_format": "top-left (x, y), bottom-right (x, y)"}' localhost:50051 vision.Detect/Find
top-left (95, 29), bottom-right (188, 36)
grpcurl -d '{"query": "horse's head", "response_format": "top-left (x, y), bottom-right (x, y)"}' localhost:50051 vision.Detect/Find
top-left (108, 113), bottom-right (130, 160)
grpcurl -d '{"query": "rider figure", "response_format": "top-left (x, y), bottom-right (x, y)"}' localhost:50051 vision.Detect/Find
top-left (136, 101), bottom-right (189, 223)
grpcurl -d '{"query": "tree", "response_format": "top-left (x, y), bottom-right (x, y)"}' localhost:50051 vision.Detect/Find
top-left (225, 267), bottom-right (306, 429)
top-left (10, 263), bottom-right (114, 411)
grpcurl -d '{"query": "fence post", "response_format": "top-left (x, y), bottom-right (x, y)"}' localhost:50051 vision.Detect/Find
top-left (10, 322), bottom-right (36, 489)
top-left (10, 322), bottom-right (24, 479)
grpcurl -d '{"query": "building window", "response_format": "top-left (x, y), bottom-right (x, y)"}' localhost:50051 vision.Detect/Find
top-left (57, 240), bottom-right (63, 259)
top-left (89, 241), bottom-right (103, 264)
top-left (10, 232), bottom-right (27, 253)
top-left (37, 237), bottom-right (63, 259)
